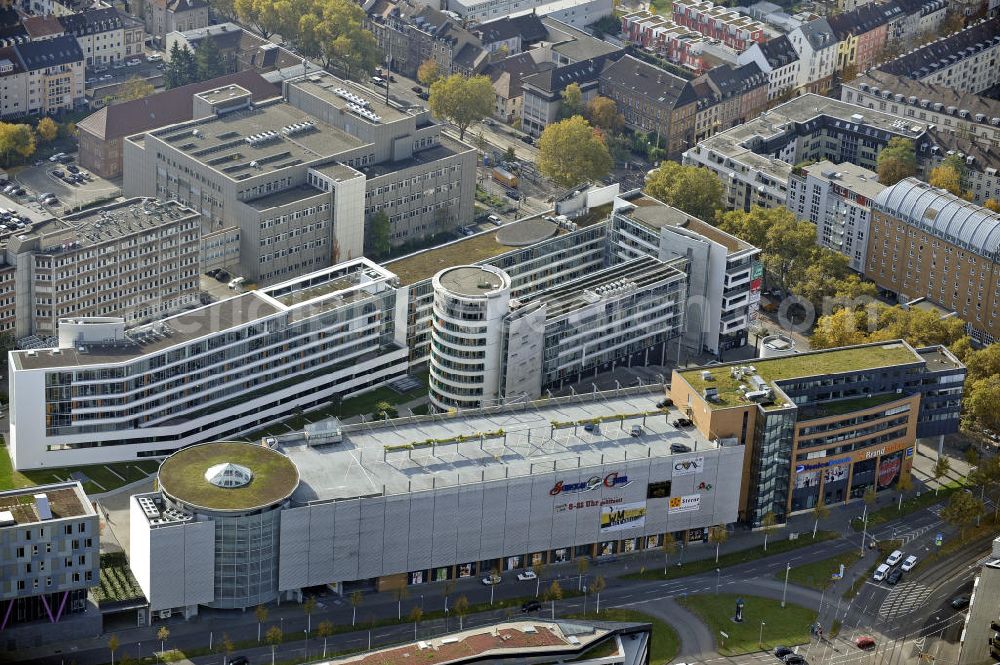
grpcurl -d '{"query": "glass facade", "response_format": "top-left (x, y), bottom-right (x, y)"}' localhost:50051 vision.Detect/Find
top-left (208, 508), bottom-right (281, 609)
top-left (747, 406), bottom-right (796, 526)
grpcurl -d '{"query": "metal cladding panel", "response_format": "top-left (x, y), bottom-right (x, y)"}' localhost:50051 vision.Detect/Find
top-left (455, 485), bottom-right (485, 563)
top-left (407, 493), bottom-right (435, 569)
top-left (182, 521), bottom-right (215, 608)
top-left (358, 499), bottom-right (386, 578)
top-left (331, 500), bottom-right (361, 580)
top-left (277, 507), bottom-right (310, 590)
top-left (527, 473), bottom-right (558, 553)
top-left (306, 503), bottom-right (336, 587)
top-left (382, 495), bottom-right (412, 573)
top-left (430, 487), bottom-right (459, 567)
top-left (501, 477), bottom-right (531, 555)
top-left (479, 481), bottom-right (509, 556)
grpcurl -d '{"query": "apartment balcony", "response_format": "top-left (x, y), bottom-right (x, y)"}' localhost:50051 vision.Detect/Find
top-left (720, 311), bottom-right (748, 333)
top-left (724, 269), bottom-right (751, 289)
top-left (722, 291), bottom-right (750, 311)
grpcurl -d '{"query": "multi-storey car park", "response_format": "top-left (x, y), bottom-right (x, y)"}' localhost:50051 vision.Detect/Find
top-left (8, 258), bottom-right (408, 470)
top-left (0, 482), bottom-right (100, 650)
top-left (683, 93), bottom-right (929, 212)
top-left (129, 388), bottom-right (744, 616)
top-left (122, 73), bottom-right (475, 285)
top-left (670, 340), bottom-right (965, 526)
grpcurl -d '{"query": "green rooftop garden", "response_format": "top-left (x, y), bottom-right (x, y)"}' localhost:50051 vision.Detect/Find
top-left (386, 232), bottom-right (520, 286)
top-left (92, 552), bottom-right (144, 606)
top-left (678, 343), bottom-right (919, 410)
top-left (799, 393), bottom-right (907, 419)
top-left (157, 442), bottom-right (298, 511)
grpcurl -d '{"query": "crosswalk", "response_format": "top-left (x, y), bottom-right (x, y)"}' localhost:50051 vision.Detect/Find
top-left (878, 581), bottom-right (933, 620)
top-left (875, 523), bottom-right (935, 545)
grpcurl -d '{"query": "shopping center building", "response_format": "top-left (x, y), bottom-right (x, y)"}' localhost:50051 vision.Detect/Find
top-left (670, 341), bottom-right (965, 526)
top-left (129, 388), bottom-right (744, 616)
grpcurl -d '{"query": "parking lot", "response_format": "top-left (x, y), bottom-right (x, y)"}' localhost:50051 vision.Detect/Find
top-left (15, 153), bottom-right (121, 212)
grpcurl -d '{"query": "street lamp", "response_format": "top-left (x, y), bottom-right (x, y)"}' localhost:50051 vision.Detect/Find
top-left (716, 568), bottom-right (721, 595)
top-left (781, 562), bottom-right (791, 608)
top-left (759, 621), bottom-right (766, 647)
top-left (859, 504), bottom-right (869, 557)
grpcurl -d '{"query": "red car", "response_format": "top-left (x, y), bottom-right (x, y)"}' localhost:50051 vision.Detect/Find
top-left (855, 636), bottom-right (876, 650)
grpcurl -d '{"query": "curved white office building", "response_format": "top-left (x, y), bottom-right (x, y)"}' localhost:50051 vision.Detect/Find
top-left (429, 265), bottom-right (511, 411)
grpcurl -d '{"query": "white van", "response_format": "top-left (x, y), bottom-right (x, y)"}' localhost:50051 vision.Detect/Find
top-left (873, 564), bottom-right (891, 582)
top-left (886, 550), bottom-right (904, 566)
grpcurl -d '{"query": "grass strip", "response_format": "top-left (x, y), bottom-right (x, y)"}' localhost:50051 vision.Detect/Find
top-left (677, 593), bottom-right (817, 656)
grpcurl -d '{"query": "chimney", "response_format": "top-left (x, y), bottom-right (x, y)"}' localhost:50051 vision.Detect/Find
top-left (34, 494), bottom-right (52, 520)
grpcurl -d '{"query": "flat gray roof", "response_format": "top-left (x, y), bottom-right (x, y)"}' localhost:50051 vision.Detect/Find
top-left (290, 74), bottom-right (408, 123)
top-left (800, 160), bottom-right (885, 199)
top-left (278, 389), bottom-right (720, 503)
top-left (619, 193), bottom-right (753, 253)
top-left (438, 265), bottom-right (506, 296)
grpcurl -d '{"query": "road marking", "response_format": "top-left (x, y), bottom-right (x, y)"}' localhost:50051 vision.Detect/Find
top-left (878, 581), bottom-right (933, 620)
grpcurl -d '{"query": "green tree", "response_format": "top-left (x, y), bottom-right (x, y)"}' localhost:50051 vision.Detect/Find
top-left (349, 589), bottom-right (363, 626)
top-left (661, 533), bottom-right (677, 574)
top-left (221, 634), bottom-right (235, 665)
top-left (932, 456), bottom-right (952, 495)
top-left (504, 145), bottom-right (516, 163)
top-left (559, 82), bottom-right (584, 119)
top-left (963, 344), bottom-right (1000, 384)
top-left (235, 0), bottom-right (282, 37)
top-left (0, 122), bottom-right (36, 166)
top-left (984, 199), bottom-right (1000, 213)
top-left (863, 485), bottom-right (877, 509)
top-left (409, 605), bottom-right (423, 640)
top-left (543, 580), bottom-right (563, 619)
top-left (707, 525), bottom-right (728, 562)
top-left (644, 162), bottom-right (724, 222)
top-left (453, 594), bottom-right (470, 629)
top-left (255, 604), bottom-right (268, 643)
top-left (929, 164), bottom-right (965, 198)
top-left (117, 77), bottom-right (155, 103)
top-left (538, 115), bottom-right (612, 187)
top-left (761, 511), bottom-right (777, 551)
top-left (373, 400), bottom-right (398, 420)
top-left (586, 96), bottom-right (623, 133)
top-left (576, 556), bottom-right (589, 591)
top-left (393, 584), bottom-right (409, 621)
top-left (718, 207), bottom-right (815, 297)
top-left (296, 0), bottom-right (381, 80)
top-left (811, 303), bottom-right (968, 350)
top-left (157, 626), bottom-right (170, 656)
top-left (210, 0), bottom-right (236, 19)
top-left (895, 472), bottom-right (913, 511)
top-left (811, 498), bottom-right (830, 537)
top-left (417, 59), bottom-right (442, 87)
top-left (316, 620), bottom-right (334, 658)
top-left (165, 43), bottom-right (197, 88)
top-left (302, 595), bottom-right (317, 634)
top-left (876, 137), bottom-right (916, 185)
top-left (195, 36), bottom-right (227, 82)
top-left (967, 376), bottom-right (1000, 435)
top-left (940, 489), bottom-right (984, 540)
top-left (429, 74), bottom-right (495, 140)
top-left (367, 211), bottom-right (391, 258)
top-left (591, 575), bottom-right (606, 614)
top-left (265, 625), bottom-right (283, 665)
top-left (36, 117), bottom-right (58, 142)
top-left (108, 635), bottom-right (120, 665)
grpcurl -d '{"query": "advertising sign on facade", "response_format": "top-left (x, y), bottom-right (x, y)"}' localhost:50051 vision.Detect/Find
top-left (668, 494), bottom-right (701, 513)
top-left (751, 262), bottom-right (764, 279)
top-left (599, 501), bottom-right (647, 533)
top-left (824, 463), bottom-right (849, 484)
top-left (549, 471), bottom-right (631, 496)
top-left (672, 456), bottom-right (704, 476)
top-left (877, 455), bottom-right (902, 488)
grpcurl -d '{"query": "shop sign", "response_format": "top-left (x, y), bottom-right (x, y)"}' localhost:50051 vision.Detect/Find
top-left (877, 456), bottom-right (901, 487)
top-left (697, 481), bottom-right (713, 491)
top-left (796, 457), bottom-right (850, 473)
top-left (599, 501), bottom-right (647, 533)
top-left (550, 471), bottom-right (631, 495)
top-left (555, 496), bottom-right (624, 513)
top-left (673, 456), bottom-right (704, 476)
top-left (668, 494), bottom-right (701, 513)
top-left (864, 447), bottom-right (886, 460)
top-left (751, 262), bottom-right (764, 279)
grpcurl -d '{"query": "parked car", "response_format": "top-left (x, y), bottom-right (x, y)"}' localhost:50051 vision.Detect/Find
top-left (656, 398), bottom-right (673, 408)
top-left (481, 573), bottom-right (501, 585)
top-left (901, 555), bottom-right (917, 571)
top-left (950, 595), bottom-right (970, 610)
top-left (505, 189), bottom-right (520, 201)
top-left (521, 599), bottom-right (541, 613)
top-left (583, 423), bottom-right (597, 433)
top-left (670, 443), bottom-right (692, 453)
top-left (630, 425), bottom-right (643, 437)
top-left (782, 655), bottom-right (806, 665)
top-left (53, 170), bottom-right (64, 178)
top-left (520, 134), bottom-right (534, 144)
top-left (215, 270), bottom-right (230, 282)
top-left (67, 165), bottom-right (80, 174)
top-left (886, 568), bottom-right (903, 585)
top-left (873, 564), bottom-right (891, 582)
top-left (488, 214), bottom-right (502, 226)
top-left (49, 153), bottom-right (65, 162)
top-left (147, 54), bottom-right (163, 61)
top-left (228, 657), bottom-right (249, 665)
top-left (517, 570), bottom-right (537, 581)
top-left (371, 76), bottom-right (386, 86)
top-left (58, 154), bottom-right (74, 164)
top-left (886, 550), bottom-right (904, 566)
top-left (774, 647), bottom-right (793, 659)
top-left (855, 637), bottom-right (876, 650)
top-left (672, 418), bottom-right (693, 428)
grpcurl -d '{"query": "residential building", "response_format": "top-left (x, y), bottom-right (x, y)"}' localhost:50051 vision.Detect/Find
top-left (692, 61), bottom-right (768, 143)
top-left (0, 46), bottom-right (28, 119)
top-left (144, 0), bottom-right (209, 48)
top-left (597, 55), bottom-right (697, 158)
top-left (844, 71), bottom-right (1000, 149)
top-left (671, 340), bottom-right (965, 525)
top-left (917, 130), bottom-right (1000, 205)
top-left (0, 482), bottom-right (100, 650)
top-left (28, 8), bottom-right (147, 67)
top-left (8, 258), bottom-right (409, 470)
top-left (165, 24), bottom-right (304, 78)
top-left (683, 94), bottom-right (928, 212)
top-left (471, 14), bottom-right (547, 56)
top-left (122, 74), bottom-right (476, 282)
top-left (540, 17), bottom-right (622, 67)
top-left (521, 55), bottom-right (614, 138)
top-left (671, 0), bottom-right (767, 51)
top-left (129, 390), bottom-right (744, 614)
top-left (443, 0), bottom-right (612, 24)
top-left (14, 35), bottom-right (85, 116)
top-left (787, 160), bottom-right (885, 272)
top-left (486, 52), bottom-right (552, 123)
top-left (788, 18), bottom-right (837, 94)
top-left (957, 536), bottom-right (1000, 665)
top-left (610, 192), bottom-right (762, 355)
top-left (737, 35), bottom-right (800, 102)
top-left (827, 2), bottom-right (898, 74)
top-left (865, 178), bottom-right (1000, 343)
top-left (876, 17), bottom-right (1000, 94)
top-left (0, 198), bottom-right (201, 340)
top-left (502, 0), bottom-right (613, 30)
top-left (888, 0), bottom-right (947, 44)
top-left (621, 11), bottom-right (740, 75)
top-left (77, 70), bottom-right (279, 179)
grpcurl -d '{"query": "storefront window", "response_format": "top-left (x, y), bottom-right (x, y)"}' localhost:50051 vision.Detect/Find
top-left (598, 541), bottom-right (616, 557)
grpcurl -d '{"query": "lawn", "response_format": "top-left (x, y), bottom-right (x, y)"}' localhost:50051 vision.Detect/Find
top-left (1, 438), bottom-right (159, 493)
top-left (623, 531), bottom-right (839, 582)
top-left (566, 609), bottom-right (679, 665)
top-left (780, 550), bottom-right (862, 590)
top-left (677, 594), bottom-right (817, 656)
top-left (92, 552), bottom-right (145, 606)
top-left (851, 484), bottom-right (966, 530)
